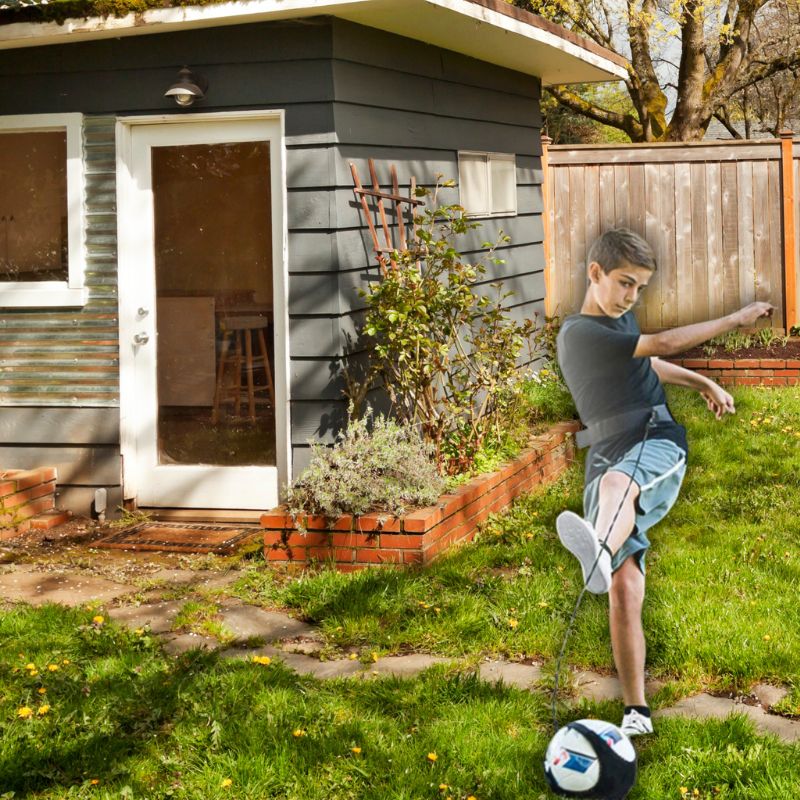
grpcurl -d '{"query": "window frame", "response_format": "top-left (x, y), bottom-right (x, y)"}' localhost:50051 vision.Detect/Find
top-left (457, 150), bottom-right (517, 219)
top-left (0, 113), bottom-right (87, 308)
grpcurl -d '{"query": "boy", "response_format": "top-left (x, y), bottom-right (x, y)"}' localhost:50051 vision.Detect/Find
top-left (555, 228), bottom-right (773, 737)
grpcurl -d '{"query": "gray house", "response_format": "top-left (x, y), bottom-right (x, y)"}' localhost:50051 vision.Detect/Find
top-left (0, 0), bottom-right (625, 519)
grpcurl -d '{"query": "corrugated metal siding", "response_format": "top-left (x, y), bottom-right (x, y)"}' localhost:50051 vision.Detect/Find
top-left (0, 115), bottom-right (119, 406)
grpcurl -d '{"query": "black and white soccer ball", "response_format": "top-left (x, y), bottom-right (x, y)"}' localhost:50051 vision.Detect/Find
top-left (543, 718), bottom-right (637, 799)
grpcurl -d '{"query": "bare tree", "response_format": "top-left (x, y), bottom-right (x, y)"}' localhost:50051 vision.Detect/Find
top-left (516, 0), bottom-right (800, 141)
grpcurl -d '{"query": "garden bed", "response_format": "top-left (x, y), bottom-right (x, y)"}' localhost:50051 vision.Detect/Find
top-left (261, 421), bottom-right (579, 571)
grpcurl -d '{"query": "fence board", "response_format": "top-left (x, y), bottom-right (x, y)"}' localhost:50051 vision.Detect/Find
top-left (720, 161), bottom-right (740, 315)
top-left (546, 138), bottom-right (793, 330)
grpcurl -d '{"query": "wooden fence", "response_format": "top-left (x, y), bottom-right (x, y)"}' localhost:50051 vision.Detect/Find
top-left (543, 135), bottom-right (799, 332)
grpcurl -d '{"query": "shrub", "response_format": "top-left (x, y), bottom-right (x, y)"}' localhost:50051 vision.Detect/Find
top-left (286, 409), bottom-right (445, 524)
top-left (347, 178), bottom-right (535, 475)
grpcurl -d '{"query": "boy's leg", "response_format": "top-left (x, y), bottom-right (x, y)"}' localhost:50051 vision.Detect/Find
top-left (609, 556), bottom-right (646, 707)
top-left (594, 470), bottom-right (641, 554)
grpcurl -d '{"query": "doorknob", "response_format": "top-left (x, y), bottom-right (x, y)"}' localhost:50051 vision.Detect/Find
top-left (133, 332), bottom-right (150, 345)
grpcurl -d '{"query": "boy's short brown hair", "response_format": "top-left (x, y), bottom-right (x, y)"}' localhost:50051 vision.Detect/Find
top-left (588, 228), bottom-right (657, 273)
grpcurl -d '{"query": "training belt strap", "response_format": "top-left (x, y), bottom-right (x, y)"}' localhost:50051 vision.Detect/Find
top-left (575, 404), bottom-right (672, 449)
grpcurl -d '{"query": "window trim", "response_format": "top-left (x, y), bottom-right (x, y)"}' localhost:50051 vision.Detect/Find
top-left (458, 150), bottom-right (517, 219)
top-left (0, 113), bottom-right (87, 308)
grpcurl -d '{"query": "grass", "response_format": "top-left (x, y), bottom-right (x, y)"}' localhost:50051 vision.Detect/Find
top-left (1, 386), bottom-right (798, 797)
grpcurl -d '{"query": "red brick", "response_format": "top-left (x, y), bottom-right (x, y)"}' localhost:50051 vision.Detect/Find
top-left (280, 531), bottom-right (329, 549)
top-left (788, 377), bottom-right (799, 385)
top-left (260, 511), bottom-right (293, 528)
top-left (760, 359), bottom-right (786, 368)
top-left (331, 531), bottom-right (375, 549)
top-left (708, 359), bottom-right (734, 368)
top-left (683, 358), bottom-right (709, 368)
top-left (787, 359), bottom-right (800, 368)
top-left (734, 359), bottom-right (759, 368)
top-left (403, 550), bottom-right (423, 564)
top-left (378, 533), bottom-right (424, 549)
top-left (266, 546), bottom-right (291, 561)
top-left (30, 510), bottom-right (71, 530)
top-left (402, 506), bottom-right (442, 533)
top-left (781, 369), bottom-right (800, 377)
top-left (355, 548), bottom-right (403, 564)
top-left (735, 377), bottom-right (761, 385)
top-left (355, 513), bottom-right (401, 533)
top-left (763, 377), bottom-right (788, 386)
top-left (0, 480), bottom-right (56, 511)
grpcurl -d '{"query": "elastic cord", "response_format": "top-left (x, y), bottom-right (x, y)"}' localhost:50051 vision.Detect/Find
top-left (551, 411), bottom-right (657, 733)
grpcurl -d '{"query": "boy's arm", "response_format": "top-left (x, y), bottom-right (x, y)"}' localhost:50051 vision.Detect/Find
top-left (650, 357), bottom-right (735, 419)
top-left (634, 301), bottom-right (774, 358)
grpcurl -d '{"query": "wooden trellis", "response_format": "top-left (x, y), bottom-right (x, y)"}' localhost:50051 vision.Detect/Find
top-left (350, 159), bottom-right (424, 276)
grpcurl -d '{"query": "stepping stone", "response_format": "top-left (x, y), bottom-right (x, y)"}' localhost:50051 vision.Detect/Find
top-left (479, 660), bottom-right (543, 690)
top-left (276, 652), bottom-right (364, 679)
top-left (656, 692), bottom-right (800, 743)
top-left (371, 654), bottom-right (450, 677)
top-left (751, 683), bottom-right (789, 709)
top-left (218, 604), bottom-right (317, 642)
top-left (0, 570), bottom-right (131, 606)
top-left (160, 633), bottom-right (219, 656)
top-left (574, 670), bottom-right (665, 702)
top-left (108, 600), bottom-right (184, 634)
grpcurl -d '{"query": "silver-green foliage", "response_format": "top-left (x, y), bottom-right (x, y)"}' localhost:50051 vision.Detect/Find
top-left (286, 410), bottom-right (445, 522)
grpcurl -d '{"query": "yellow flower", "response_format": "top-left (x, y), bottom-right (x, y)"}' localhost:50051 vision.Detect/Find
top-left (17, 706), bottom-right (34, 719)
top-left (37, 705), bottom-right (50, 715)
top-left (134, 628), bottom-right (145, 636)
top-left (92, 615), bottom-right (105, 625)
top-left (90, 779), bottom-right (100, 785)
top-left (467, 796), bottom-right (478, 800)
top-left (62, 659), bottom-right (71, 665)
top-left (38, 687), bottom-right (47, 694)
top-left (427, 752), bottom-right (438, 762)
top-left (220, 778), bottom-right (233, 788)
top-left (371, 652), bottom-right (379, 663)
top-left (679, 790), bottom-right (689, 797)
top-left (349, 653), bottom-right (358, 660)
top-left (351, 746), bottom-right (362, 754)
top-left (508, 618), bottom-right (519, 629)
top-left (434, 607), bottom-right (441, 614)
top-left (47, 663), bottom-right (60, 672)
top-left (252, 655), bottom-right (272, 665)
top-left (25, 663), bottom-right (36, 671)
top-left (293, 729), bottom-right (306, 738)
top-left (439, 784), bottom-right (449, 791)
top-left (763, 634), bottom-right (771, 641)
top-left (28, 669), bottom-right (39, 677)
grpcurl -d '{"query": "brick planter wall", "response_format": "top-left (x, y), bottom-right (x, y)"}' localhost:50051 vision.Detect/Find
top-left (261, 421), bottom-right (580, 571)
top-left (666, 357), bottom-right (800, 386)
top-left (0, 468), bottom-right (70, 540)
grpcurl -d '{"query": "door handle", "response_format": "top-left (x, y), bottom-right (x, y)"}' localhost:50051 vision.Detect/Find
top-left (133, 332), bottom-right (150, 345)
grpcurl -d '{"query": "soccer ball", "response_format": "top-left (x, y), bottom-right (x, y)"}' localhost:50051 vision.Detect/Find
top-left (543, 718), bottom-right (637, 799)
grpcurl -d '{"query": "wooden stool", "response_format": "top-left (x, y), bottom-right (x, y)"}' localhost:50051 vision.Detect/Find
top-left (212, 316), bottom-right (275, 423)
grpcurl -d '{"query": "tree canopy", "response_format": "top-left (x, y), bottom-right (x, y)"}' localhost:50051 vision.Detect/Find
top-left (516, 0), bottom-right (800, 141)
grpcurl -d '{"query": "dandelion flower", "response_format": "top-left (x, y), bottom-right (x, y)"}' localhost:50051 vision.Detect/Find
top-left (220, 778), bottom-right (233, 788)
top-left (351, 746), bottom-right (362, 754)
top-left (92, 615), bottom-right (105, 625)
top-left (763, 634), bottom-right (771, 641)
top-left (47, 664), bottom-right (60, 672)
top-left (25, 663), bottom-right (36, 671)
top-left (62, 659), bottom-right (71, 665)
top-left (371, 652), bottom-right (379, 663)
top-left (467, 796), bottom-right (477, 800)
top-left (427, 752), bottom-right (438, 762)
top-left (508, 618), bottom-right (519, 629)
top-left (293, 729), bottom-right (306, 738)
top-left (17, 706), bottom-right (33, 719)
top-left (134, 628), bottom-right (145, 636)
top-left (252, 655), bottom-right (272, 665)
top-left (439, 784), bottom-right (449, 791)
top-left (90, 779), bottom-right (100, 785)
top-left (349, 653), bottom-right (358, 660)
top-left (37, 705), bottom-right (50, 715)
top-left (38, 687), bottom-right (47, 694)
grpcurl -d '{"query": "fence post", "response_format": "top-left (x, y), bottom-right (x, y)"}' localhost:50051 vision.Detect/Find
top-left (541, 134), bottom-right (553, 316)
top-left (779, 130), bottom-right (797, 331)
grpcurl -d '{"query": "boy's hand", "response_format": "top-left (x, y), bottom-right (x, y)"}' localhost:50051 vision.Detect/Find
top-left (701, 385), bottom-right (735, 419)
top-left (734, 302), bottom-right (774, 327)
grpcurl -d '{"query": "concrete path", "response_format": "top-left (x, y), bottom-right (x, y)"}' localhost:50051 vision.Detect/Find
top-left (1, 564), bottom-right (798, 744)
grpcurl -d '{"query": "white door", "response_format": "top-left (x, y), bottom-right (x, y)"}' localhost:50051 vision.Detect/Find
top-left (116, 112), bottom-right (289, 510)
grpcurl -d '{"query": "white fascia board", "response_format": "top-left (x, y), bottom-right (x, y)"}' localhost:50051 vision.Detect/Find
top-left (0, 0), bottom-right (627, 83)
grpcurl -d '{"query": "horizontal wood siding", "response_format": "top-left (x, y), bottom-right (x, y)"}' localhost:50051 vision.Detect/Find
top-left (290, 19), bottom-right (546, 467)
top-left (547, 140), bottom-right (793, 330)
top-left (0, 407), bottom-right (121, 515)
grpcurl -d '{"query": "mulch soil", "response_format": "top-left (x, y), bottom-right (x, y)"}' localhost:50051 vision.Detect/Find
top-left (677, 339), bottom-right (800, 360)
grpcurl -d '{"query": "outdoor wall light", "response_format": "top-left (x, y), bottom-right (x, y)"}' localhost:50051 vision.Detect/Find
top-left (164, 66), bottom-right (208, 107)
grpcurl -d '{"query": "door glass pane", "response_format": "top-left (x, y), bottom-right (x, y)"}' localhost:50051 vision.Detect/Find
top-left (152, 141), bottom-right (275, 466)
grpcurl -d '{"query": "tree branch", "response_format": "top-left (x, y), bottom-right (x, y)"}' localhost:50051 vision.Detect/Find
top-left (547, 85), bottom-right (643, 140)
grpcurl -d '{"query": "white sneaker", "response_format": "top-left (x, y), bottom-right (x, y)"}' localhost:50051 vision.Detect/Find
top-left (620, 708), bottom-right (654, 737)
top-left (556, 510), bottom-right (612, 594)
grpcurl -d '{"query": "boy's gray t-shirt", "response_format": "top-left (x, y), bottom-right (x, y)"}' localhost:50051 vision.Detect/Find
top-left (556, 311), bottom-right (687, 484)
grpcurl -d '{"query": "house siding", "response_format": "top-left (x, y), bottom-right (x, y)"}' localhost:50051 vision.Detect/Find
top-left (0, 16), bottom-right (547, 503)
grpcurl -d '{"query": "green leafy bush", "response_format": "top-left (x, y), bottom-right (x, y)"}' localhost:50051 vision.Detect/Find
top-left (286, 409), bottom-right (445, 523)
top-left (347, 178), bottom-right (535, 475)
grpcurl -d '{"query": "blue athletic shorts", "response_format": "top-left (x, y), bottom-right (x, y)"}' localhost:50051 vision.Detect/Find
top-left (583, 439), bottom-right (687, 575)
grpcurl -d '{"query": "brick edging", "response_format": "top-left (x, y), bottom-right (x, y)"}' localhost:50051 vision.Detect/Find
top-left (0, 467), bottom-right (60, 540)
top-left (261, 421), bottom-right (580, 571)
top-left (666, 357), bottom-right (800, 386)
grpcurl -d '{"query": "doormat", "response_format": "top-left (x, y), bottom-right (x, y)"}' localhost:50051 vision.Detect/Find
top-left (96, 523), bottom-right (260, 554)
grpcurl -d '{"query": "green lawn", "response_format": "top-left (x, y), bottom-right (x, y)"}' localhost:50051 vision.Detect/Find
top-left (2, 386), bottom-right (798, 798)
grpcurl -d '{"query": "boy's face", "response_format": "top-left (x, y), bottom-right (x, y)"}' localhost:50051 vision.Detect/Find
top-left (587, 261), bottom-right (653, 318)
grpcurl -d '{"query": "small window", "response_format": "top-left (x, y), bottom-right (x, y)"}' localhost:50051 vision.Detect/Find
top-left (0, 114), bottom-right (86, 307)
top-left (458, 151), bottom-right (517, 218)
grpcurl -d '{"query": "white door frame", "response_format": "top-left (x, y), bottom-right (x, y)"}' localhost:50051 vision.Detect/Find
top-left (115, 110), bottom-right (290, 510)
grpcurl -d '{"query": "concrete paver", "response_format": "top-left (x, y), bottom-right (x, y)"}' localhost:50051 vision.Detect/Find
top-left (108, 600), bottom-right (184, 634)
top-left (371, 654), bottom-right (451, 677)
top-left (161, 633), bottom-right (220, 656)
top-left (0, 569), bottom-right (132, 606)
top-left (219, 604), bottom-right (318, 642)
top-left (479, 660), bottom-right (542, 690)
